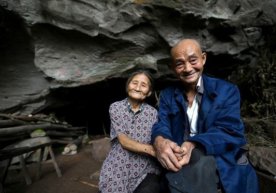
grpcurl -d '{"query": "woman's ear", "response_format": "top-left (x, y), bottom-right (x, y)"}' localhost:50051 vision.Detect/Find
top-left (147, 91), bottom-right (152, 97)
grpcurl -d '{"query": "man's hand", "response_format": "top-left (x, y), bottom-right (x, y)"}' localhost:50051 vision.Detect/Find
top-left (153, 136), bottom-right (184, 172)
top-left (178, 141), bottom-right (196, 166)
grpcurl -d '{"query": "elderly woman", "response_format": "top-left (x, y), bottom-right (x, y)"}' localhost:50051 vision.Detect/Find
top-left (99, 70), bottom-right (161, 193)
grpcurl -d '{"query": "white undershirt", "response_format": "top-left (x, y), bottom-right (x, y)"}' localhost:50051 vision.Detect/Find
top-left (187, 95), bottom-right (199, 136)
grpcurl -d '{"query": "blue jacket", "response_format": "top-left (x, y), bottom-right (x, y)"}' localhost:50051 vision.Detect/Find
top-left (152, 75), bottom-right (259, 193)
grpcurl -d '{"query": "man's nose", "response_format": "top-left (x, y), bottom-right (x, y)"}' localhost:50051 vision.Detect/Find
top-left (184, 62), bottom-right (193, 72)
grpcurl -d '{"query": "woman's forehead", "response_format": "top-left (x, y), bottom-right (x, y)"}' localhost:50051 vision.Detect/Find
top-left (131, 74), bottom-right (150, 82)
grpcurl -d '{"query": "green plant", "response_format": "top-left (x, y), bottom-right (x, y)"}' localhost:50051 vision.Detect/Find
top-left (230, 48), bottom-right (276, 119)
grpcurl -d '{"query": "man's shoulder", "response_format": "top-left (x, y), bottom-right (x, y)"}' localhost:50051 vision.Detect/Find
top-left (162, 85), bottom-right (177, 92)
top-left (161, 80), bottom-right (183, 91)
top-left (203, 74), bottom-right (237, 88)
top-left (160, 85), bottom-right (178, 95)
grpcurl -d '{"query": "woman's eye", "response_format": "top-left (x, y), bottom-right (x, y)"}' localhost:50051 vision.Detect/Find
top-left (142, 84), bottom-right (147, 88)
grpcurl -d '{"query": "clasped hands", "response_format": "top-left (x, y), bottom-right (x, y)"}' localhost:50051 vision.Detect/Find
top-left (154, 136), bottom-right (196, 172)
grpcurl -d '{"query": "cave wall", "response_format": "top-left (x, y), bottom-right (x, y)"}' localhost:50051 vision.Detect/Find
top-left (0, 8), bottom-right (49, 113)
top-left (0, 0), bottom-right (276, 131)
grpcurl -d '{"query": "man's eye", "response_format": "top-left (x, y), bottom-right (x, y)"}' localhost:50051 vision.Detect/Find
top-left (190, 58), bottom-right (197, 64)
top-left (175, 62), bottom-right (183, 66)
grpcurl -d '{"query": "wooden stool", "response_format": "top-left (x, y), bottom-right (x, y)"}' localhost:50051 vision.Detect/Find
top-left (0, 136), bottom-right (62, 187)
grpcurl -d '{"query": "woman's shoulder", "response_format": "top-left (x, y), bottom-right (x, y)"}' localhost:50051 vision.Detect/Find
top-left (143, 102), bottom-right (157, 113)
top-left (109, 98), bottom-right (127, 109)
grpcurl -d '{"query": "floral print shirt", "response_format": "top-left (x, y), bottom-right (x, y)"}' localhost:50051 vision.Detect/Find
top-left (99, 98), bottom-right (160, 193)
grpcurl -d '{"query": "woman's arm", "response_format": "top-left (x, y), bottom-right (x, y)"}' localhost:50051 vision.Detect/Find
top-left (117, 133), bottom-right (156, 157)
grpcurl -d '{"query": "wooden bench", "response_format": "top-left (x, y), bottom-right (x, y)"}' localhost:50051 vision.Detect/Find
top-left (0, 136), bottom-right (62, 193)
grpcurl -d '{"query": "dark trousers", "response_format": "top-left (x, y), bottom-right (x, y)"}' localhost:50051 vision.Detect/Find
top-left (134, 173), bottom-right (161, 193)
top-left (165, 148), bottom-right (219, 193)
top-left (98, 173), bottom-right (161, 193)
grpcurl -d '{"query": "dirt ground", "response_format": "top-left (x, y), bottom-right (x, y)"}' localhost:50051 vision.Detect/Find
top-left (3, 140), bottom-right (274, 193)
top-left (4, 143), bottom-right (102, 193)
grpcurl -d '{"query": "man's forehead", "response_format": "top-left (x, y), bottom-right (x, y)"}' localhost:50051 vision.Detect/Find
top-left (172, 45), bottom-right (199, 57)
top-left (172, 39), bottom-right (201, 53)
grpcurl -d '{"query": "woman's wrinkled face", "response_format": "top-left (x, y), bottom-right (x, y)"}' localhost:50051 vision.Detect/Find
top-left (171, 40), bottom-right (206, 87)
top-left (127, 73), bottom-right (151, 102)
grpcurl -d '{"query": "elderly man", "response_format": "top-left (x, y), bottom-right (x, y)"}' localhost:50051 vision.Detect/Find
top-left (152, 39), bottom-right (259, 193)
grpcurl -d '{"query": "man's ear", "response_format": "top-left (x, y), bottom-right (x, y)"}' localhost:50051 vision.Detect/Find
top-left (202, 52), bottom-right (207, 65)
top-left (169, 62), bottom-right (175, 70)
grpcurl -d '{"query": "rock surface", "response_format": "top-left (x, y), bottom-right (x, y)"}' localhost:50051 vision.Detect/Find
top-left (249, 146), bottom-right (276, 176)
top-left (0, 0), bottom-right (276, 113)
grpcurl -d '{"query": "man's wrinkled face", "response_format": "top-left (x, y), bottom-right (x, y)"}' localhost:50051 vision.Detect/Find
top-left (171, 40), bottom-right (206, 87)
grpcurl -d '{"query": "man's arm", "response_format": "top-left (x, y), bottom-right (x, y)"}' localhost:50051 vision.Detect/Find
top-left (152, 89), bottom-right (191, 171)
top-left (151, 90), bottom-right (174, 141)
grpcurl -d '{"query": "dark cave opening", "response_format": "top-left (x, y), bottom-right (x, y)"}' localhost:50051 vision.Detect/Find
top-left (41, 79), bottom-right (125, 136)
top-left (40, 78), bottom-right (159, 136)
top-left (204, 53), bottom-right (242, 79)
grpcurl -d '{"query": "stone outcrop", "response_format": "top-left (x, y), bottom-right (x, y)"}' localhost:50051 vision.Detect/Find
top-left (0, 0), bottom-right (275, 114)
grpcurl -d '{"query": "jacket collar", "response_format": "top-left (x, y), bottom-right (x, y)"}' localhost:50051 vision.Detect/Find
top-left (174, 75), bottom-right (205, 108)
top-left (173, 74), bottom-right (218, 132)
top-left (197, 75), bottom-right (218, 131)
top-left (173, 74), bottom-right (218, 107)
top-left (202, 74), bottom-right (217, 99)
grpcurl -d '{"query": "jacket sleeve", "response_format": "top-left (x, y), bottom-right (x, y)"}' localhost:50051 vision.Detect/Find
top-left (189, 85), bottom-right (246, 155)
top-left (151, 89), bottom-right (174, 142)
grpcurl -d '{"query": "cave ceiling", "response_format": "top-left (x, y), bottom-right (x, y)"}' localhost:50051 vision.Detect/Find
top-left (0, 0), bottom-right (275, 115)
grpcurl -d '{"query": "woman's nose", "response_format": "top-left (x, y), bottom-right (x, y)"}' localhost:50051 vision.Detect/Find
top-left (135, 84), bottom-right (141, 91)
